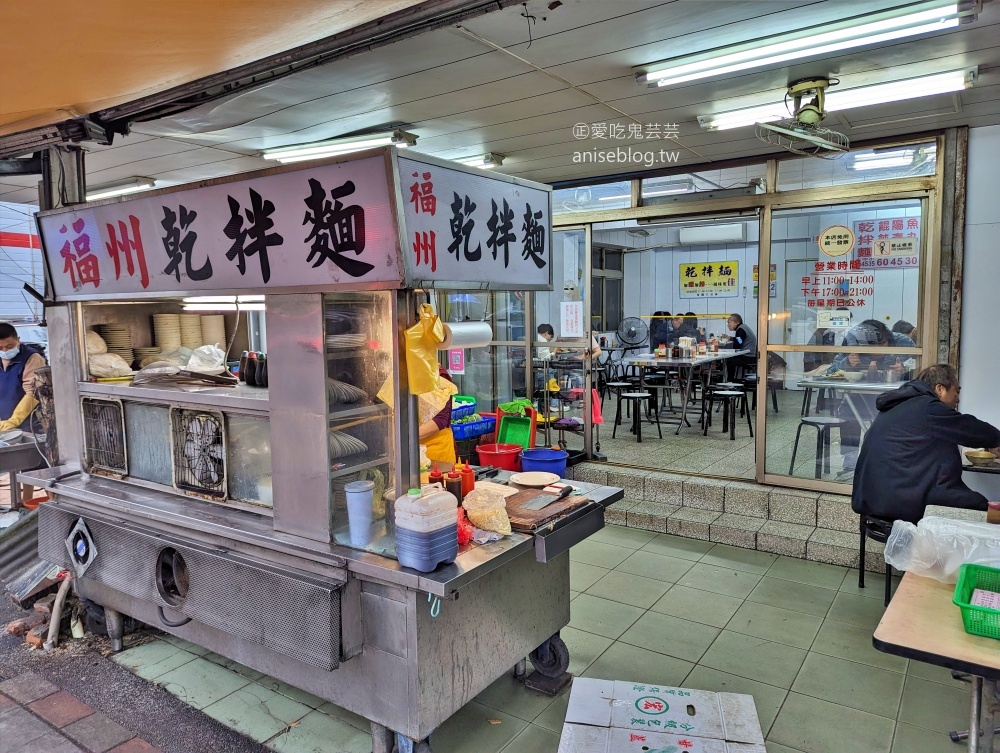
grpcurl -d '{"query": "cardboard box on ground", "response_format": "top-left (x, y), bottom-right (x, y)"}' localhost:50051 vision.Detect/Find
top-left (559, 678), bottom-right (766, 753)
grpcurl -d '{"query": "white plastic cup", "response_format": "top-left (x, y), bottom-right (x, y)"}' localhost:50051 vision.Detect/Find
top-left (344, 480), bottom-right (375, 547)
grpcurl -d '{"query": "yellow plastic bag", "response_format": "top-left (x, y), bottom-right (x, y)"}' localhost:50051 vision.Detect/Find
top-left (406, 303), bottom-right (445, 395)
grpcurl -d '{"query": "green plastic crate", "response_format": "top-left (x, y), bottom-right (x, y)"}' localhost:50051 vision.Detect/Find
top-left (952, 563), bottom-right (1000, 641)
top-left (497, 415), bottom-right (533, 449)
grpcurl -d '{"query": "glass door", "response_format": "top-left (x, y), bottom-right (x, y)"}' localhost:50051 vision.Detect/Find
top-left (532, 227), bottom-right (593, 456)
top-left (760, 198), bottom-right (926, 486)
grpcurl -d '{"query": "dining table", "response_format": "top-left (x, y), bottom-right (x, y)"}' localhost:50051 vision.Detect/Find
top-left (622, 350), bottom-right (748, 435)
top-left (795, 377), bottom-right (898, 437)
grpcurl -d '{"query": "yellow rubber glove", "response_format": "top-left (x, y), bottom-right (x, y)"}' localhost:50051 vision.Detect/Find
top-left (0, 393), bottom-right (38, 431)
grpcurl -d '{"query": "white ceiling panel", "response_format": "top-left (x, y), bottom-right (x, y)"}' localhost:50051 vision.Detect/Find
top-left (5, 0), bottom-right (1000, 206)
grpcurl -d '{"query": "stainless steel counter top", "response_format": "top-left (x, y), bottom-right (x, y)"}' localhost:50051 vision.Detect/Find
top-left (22, 466), bottom-right (622, 597)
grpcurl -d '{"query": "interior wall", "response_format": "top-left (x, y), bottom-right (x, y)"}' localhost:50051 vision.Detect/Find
top-left (959, 124), bottom-right (1000, 498)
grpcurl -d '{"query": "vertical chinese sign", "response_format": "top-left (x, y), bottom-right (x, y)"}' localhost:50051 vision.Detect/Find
top-left (37, 155), bottom-right (403, 299)
top-left (398, 157), bottom-right (552, 289)
top-left (679, 261), bottom-right (738, 298)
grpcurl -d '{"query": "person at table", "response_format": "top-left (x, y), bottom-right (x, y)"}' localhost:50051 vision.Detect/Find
top-left (830, 319), bottom-right (914, 374)
top-left (0, 322), bottom-right (46, 504)
top-left (536, 323), bottom-right (601, 361)
top-left (650, 311), bottom-right (673, 352)
top-left (803, 306), bottom-right (851, 373)
top-left (892, 319), bottom-right (917, 344)
top-left (723, 313), bottom-right (756, 369)
top-left (852, 364), bottom-right (1000, 523)
top-left (664, 314), bottom-right (704, 346)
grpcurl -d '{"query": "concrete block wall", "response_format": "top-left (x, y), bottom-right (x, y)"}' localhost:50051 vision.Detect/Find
top-left (568, 463), bottom-right (888, 572)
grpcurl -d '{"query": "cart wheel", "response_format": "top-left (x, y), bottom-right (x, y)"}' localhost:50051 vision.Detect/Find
top-left (529, 635), bottom-right (570, 678)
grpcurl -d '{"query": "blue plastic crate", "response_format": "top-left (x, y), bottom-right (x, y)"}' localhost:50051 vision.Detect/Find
top-left (452, 416), bottom-right (495, 440)
top-left (452, 395), bottom-right (476, 420)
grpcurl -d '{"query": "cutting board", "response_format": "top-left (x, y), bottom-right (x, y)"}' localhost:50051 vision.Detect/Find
top-left (505, 488), bottom-right (590, 532)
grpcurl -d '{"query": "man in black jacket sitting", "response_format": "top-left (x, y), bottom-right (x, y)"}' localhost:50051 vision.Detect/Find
top-left (852, 364), bottom-right (1000, 524)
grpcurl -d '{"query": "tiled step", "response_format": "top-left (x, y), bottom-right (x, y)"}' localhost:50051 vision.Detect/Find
top-left (570, 461), bottom-right (889, 573)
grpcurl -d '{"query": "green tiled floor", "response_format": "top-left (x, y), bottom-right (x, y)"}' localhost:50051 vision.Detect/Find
top-left (112, 526), bottom-right (978, 753)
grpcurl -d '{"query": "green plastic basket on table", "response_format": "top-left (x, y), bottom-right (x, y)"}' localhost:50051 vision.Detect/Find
top-left (952, 563), bottom-right (1000, 640)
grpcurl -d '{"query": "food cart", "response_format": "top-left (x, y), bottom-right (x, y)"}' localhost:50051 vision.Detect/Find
top-left (24, 149), bottom-right (622, 752)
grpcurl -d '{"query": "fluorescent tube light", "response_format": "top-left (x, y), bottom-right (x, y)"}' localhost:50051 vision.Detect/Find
top-left (260, 130), bottom-right (417, 163)
top-left (639, 1), bottom-right (962, 88)
top-left (698, 69), bottom-right (975, 131)
top-left (182, 295), bottom-right (265, 304)
top-left (851, 156), bottom-right (914, 170)
top-left (599, 180), bottom-right (694, 201)
top-left (85, 177), bottom-right (156, 201)
top-left (182, 303), bottom-right (265, 312)
top-left (459, 153), bottom-right (505, 169)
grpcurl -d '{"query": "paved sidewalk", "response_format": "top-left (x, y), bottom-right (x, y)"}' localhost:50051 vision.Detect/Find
top-left (0, 671), bottom-right (160, 753)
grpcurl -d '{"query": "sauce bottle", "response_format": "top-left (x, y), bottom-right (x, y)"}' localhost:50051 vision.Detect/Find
top-left (244, 351), bottom-right (258, 386)
top-left (428, 468), bottom-right (444, 486)
top-left (460, 463), bottom-right (475, 496)
top-left (258, 353), bottom-right (268, 387)
top-left (238, 351), bottom-right (248, 382)
top-left (445, 471), bottom-right (464, 504)
top-left (867, 360), bottom-right (879, 383)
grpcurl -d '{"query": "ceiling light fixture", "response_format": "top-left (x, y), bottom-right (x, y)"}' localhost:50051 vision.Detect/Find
top-left (459, 153), bottom-right (505, 169)
top-left (260, 130), bottom-right (417, 164)
top-left (85, 177), bottom-right (156, 201)
top-left (639, 1), bottom-right (966, 88)
top-left (698, 69), bottom-right (976, 131)
top-left (599, 179), bottom-right (695, 201)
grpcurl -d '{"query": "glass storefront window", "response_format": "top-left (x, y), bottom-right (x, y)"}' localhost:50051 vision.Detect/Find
top-left (777, 142), bottom-right (936, 191)
top-left (764, 199), bottom-right (924, 484)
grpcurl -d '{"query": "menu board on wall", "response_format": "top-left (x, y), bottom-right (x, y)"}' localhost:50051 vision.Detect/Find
top-left (679, 260), bottom-right (738, 298)
top-left (398, 156), bottom-right (552, 290)
top-left (853, 216), bottom-right (920, 269)
top-left (37, 156), bottom-right (403, 300)
top-left (752, 264), bottom-right (776, 298)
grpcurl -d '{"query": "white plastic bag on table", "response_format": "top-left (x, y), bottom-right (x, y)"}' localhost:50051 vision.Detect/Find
top-left (462, 487), bottom-right (511, 535)
top-left (186, 344), bottom-right (227, 374)
top-left (884, 515), bottom-right (1000, 583)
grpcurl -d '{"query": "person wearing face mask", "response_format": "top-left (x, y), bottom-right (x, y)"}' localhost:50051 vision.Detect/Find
top-left (0, 322), bottom-right (46, 506)
top-left (852, 364), bottom-right (1000, 524)
top-left (0, 322), bottom-right (44, 433)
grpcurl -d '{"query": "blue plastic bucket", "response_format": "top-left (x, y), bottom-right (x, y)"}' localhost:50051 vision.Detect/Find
top-left (518, 448), bottom-right (569, 477)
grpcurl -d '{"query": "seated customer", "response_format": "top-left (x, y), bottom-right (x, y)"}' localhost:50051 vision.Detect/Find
top-left (830, 319), bottom-right (914, 374)
top-left (892, 319), bottom-right (917, 344)
top-left (852, 364), bottom-right (1000, 523)
top-left (831, 319), bottom-right (916, 478)
top-left (724, 313), bottom-right (756, 369)
top-left (650, 311), bottom-right (672, 352)
top-left (664, 313), bottom-right (704, 346)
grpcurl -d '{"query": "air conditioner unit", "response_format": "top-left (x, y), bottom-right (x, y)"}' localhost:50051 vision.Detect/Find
top-left (678, 224), bottom-right (746, 245)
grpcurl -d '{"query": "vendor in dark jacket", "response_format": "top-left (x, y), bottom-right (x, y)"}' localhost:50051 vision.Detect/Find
top-left (852, 364), bottom-right (1000, 524)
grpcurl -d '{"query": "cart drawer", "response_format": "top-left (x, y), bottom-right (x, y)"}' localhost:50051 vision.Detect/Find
top-left (38, 504), bottom-right (346, 670)
top-left (531, 502), bottom-right (604, 563)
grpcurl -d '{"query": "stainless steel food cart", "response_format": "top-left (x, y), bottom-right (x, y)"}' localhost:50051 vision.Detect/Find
top-left (26, 148), bottom-right (621, 752)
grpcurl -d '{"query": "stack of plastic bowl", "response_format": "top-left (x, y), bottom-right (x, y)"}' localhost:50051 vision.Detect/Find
top-left (394, 487), bottom-right (459, 572)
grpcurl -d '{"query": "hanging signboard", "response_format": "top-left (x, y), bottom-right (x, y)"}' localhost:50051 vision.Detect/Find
top-left (398, 155), bottom-right (552, 290)
top-left (36, 155), bottom-right (403, 300)
top-left (817, 225), bottom-right (855, 257)
top-left (679, 260), bottom-right (738, 298)
top-left (852, 216), bottom-right (920, 269)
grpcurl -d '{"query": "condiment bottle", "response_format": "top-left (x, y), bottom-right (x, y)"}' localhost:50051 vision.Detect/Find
top-left (238, 351), bottom-right (249, 381)
top-left (445, 471), bottom-right (464, 504)
top-left (866, 360), bottom-right (879, 383)
top-left (428, 468), bottom-right (444, 486)
top-left (257, 353), bottom-right (268, 387)
top-left (244, 351), bottom-right (258, 386)
top-left (460, 463), bottom-right (475, 496)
